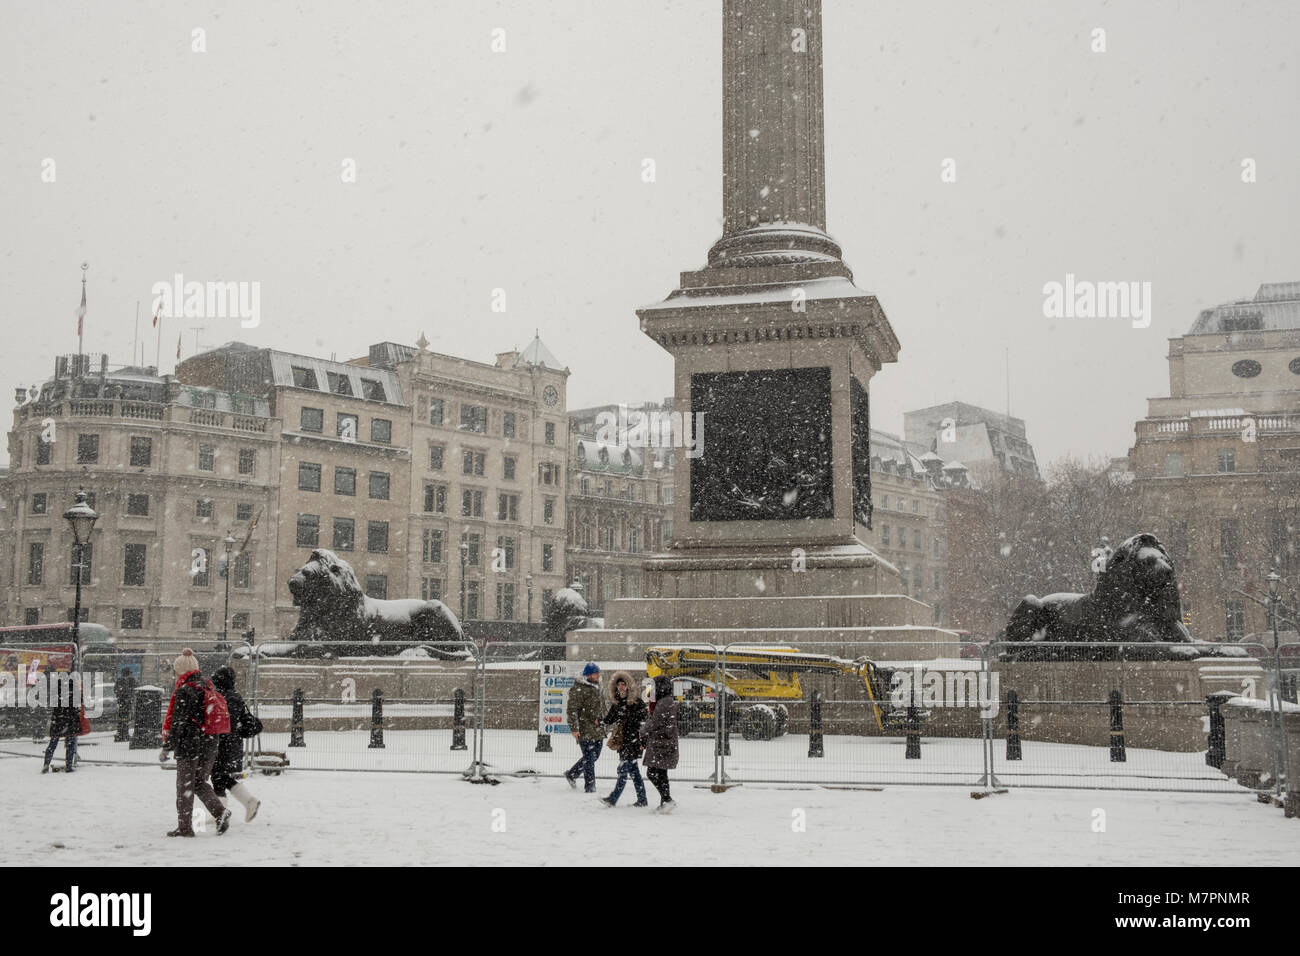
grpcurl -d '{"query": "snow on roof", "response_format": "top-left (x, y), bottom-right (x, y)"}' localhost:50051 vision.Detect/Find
top-left (269, 352), bottom-right (404, 405)
top-left (517, 334), bottom-right (564, 371)
top-left (1188, 282), bottom-right (1300, 334)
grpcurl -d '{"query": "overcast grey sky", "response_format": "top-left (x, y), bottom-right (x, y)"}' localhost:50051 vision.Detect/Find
top-left (2, 0), bottom-right (1297, 469)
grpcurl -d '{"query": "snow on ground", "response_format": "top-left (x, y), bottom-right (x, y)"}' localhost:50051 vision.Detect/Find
top-left (0, 734), bottom-right (1292, 867)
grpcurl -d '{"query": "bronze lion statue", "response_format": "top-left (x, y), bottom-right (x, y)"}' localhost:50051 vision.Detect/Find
top-left (1000, 532), bottom-right (1218, 661)
top-left (288, 548), bottom-right (465, 655)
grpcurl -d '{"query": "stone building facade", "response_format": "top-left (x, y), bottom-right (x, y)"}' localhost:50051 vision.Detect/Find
top-left (1128, 282), bottom-right (1300, 641)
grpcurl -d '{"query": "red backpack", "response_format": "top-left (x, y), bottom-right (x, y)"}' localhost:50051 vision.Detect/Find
top-left (187, 676), bottom-right (231, 736)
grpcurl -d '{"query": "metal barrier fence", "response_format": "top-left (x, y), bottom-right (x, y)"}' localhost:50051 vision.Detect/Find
top-left (7, 636), bottom-right (1291, 798)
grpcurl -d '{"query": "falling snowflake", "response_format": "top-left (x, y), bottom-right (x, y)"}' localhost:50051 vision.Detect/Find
top-left (754, 576), bottom-right (766, 592)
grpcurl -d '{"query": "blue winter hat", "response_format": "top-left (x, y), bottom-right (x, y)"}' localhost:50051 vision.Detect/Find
top-left (582, 662), bottom-right (600, 677)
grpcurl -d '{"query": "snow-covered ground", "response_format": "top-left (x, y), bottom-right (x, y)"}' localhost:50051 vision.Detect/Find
top-left (1, 733), bottom-right (1290, 866)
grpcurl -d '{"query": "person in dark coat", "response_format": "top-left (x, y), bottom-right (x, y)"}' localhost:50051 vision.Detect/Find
top-left (640, 675), bottom-right (679, 813)
top-left (41, 680), bottom-right (83, 774)
top-left (160, 649), bottom-right (230, 837)
top-left (113, 668), bottom-right (136, 740)
top-left (563, 662), bottom-right (604, 792)
top-left (598, 671), bottom-right (649, 807)
top-left (210, 666), bottom-right (261, 822)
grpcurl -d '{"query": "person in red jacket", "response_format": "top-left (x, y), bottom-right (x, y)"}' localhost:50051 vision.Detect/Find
top-left (159, 649), bottom-right (230, 837)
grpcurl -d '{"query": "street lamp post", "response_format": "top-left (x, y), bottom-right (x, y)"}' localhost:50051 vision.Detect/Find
top-left (222, 533), bottom-right (235, 647)
top-left (526, 572), bottom-right (534, 624)
top-left (459, 535), bottom-right (470, 620)
top-left (63, 490), bottom-right (99, 673)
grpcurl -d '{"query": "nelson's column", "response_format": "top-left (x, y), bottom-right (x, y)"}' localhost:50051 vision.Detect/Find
top-left (571, 0), bottom-right (956, 659)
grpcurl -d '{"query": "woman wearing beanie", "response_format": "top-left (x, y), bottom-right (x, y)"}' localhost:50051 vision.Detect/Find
top-left (210, 666), bottom-right (262, 822)
top-left (639, 675), bottom-right (679, 813)
top-left (160, 649), bottom-right (230, 837)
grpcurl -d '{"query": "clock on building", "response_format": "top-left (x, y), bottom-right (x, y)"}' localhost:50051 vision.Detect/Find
top-left (543, 385), bottom-right (559, 407)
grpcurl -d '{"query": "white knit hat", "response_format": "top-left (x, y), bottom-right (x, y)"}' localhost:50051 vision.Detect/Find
top-left (172, 648), bottom-right (199, 676)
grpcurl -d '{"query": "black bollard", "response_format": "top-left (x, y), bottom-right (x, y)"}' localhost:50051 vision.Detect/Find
top-left (450, 688), bottom-right (468, 751)
top-left (114, 693), bottom-right (132, 743)
top-left (1108, 690), bottom-right (1126, 762)
top-left (905, 699), bottom-right (921, 759)
top-left (289, 687), bottom-right (306, 748)
top-left (1205, 691), bottom-right (1234, 769)
top-left (1006, 690), bottom-right (1022, 761)
top-left (128, 686), bottom-right (163, 749)
top-left (808, 690), bottom-right (824, 758)
top-left (368, 688), bottom-right (385, 749)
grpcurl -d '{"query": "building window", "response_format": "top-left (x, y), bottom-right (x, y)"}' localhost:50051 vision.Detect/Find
top-left (121, 608), bottom-right (144, 630)
top-left (191, 610), bottom-right (210, 631)
top-left (423, 528), bottom-right (443, 563)
top-left (913, 499), bottom-right (919, 513)
top-left (544, 498), bottom-right (555, 525)
top-left (327, 372), bottom-right (353, 396)
top-left (429, 446), bottom-right (444, 471)
top-left (1164, 453), bottom-right (1185, 477)
top-left (460, 404), bottom-right (488, 434)
top-left (37, 439), bottom-right (51, 465)
top-left (191, 547), bottom-right (210, 587)
top-left (1225, 600), bottom-right (1246, 641)
top-left (496, 583), bottom-right (515, 620)
top-left (337, 413), bottom-right (358, 441)
top-left (882, 495), bottom-right (890, 510)
top-left (933, 537), bottom-right (941, 557)
top-left (1217, 449), bottom-right (1235, 474)
top-left (367, 521), bottom-right (389, 553)
top-left (31, 493), bottom-right (47, 515)
top-left (196, 499), bottom-right (213, 519)
top-left (539, 463), bottom-right (559, 486)
top-left (291, 366), bottom-right (318, 389)
top-left (424, 484), bottom-right (447, 514)
top-left (123, 543), bottom-right (147, 587)
top-left (65, 540), bottom-right (93, 586)
top-left (466, 533), bottom-right (481, 566)
top-left (429, 398), bottom-right (444, 426)
top-left (629, 529), bottom-right (640, 552)
top-left (496, 536), bottom-right (516, 569)
top-left (463, 451), bottom-right (485, 476)
top-left (238, 448), bottom-right (255, 475)
top-left (298, 462), bottom-right (322, 492)
top-left (420, 577), bottom-right (442, 602)
top-left (66, 608), bottom-right (89, 624)
top-left (237, 503), bottom-right (254, 522)
top-left (197, 443), bottom-right (215, 471)
top-left (230, 612), bottom-right (250, 632)
top-left (466, 581), bottom-right (480, 619)
top-left (933, 569), bottom-right (942, 590)
top-left (914, 529), bottom-right (922, 550)
top-left (1231, 360), bottom-right (1262, 379)
top-left (1220, 519), bottom-right (1240, 570)
top-left (234, 552), bottom-right (251, 590)
top-left (334, 467), bottom-right (356, 496)
top-left (301, 407), bottom-right (324, 432)
top-left (371, 418), bottom-right (392, 444)
top-left (297, 514), bottom-right (320, 549)
top-left (882, 525), bottom-right (891, 546)
top-left (130, 436), bottom-right (153, 467)
top-left (361, 378), bottom-right (387, 402)
top-left (462, 490), bottom-right (484, 517)
top-left (77, 434), bottom-right (100, 464)
top-left (498, 494), bottom-right (519, 522)
top-left (368, 472), bottom-right (390, 500)
top-left (332, 517), bottom-right (355, 551)
top-left (365, 574), bottom-right (388, 600)
top-left (545, 422), bottom-right (556, 445)
top-left (503, 456), bottom-right (516, 481)
top-left (27, 542), bottom-right (44, 585)
top-left (503, 412), bottom-right (516, 439)
top-left (543, 543), bottom-right (554, 572)
top-left (913, 565), bottom-right (923, 593)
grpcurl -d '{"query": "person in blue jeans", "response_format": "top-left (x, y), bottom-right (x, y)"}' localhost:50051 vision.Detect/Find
top-left (41, 697), bottom-right (82, 774)
top-left (599, 671), bottom-right (649, 807)
top-left (563, 663), bottom-right (604, 792)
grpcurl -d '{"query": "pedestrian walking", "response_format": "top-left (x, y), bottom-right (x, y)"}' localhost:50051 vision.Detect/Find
top-left (598, 671), bottom-right (649, 807)
top-left (210, 666), bottom-right (262, 822)
top-left (159, 649), bottom-right (231, 837)
top-left (114, 668), bottom-right (136, 741)
top-left (563, 662), bottom-right (604, 792)
top-left (41, 685), bottom-right (87, 774)
top-left (640, 675), bottom-right (679, 813)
